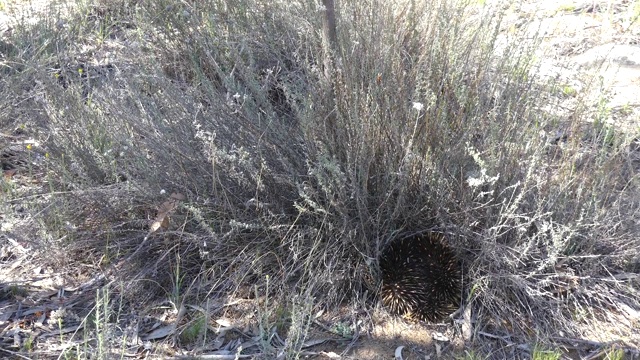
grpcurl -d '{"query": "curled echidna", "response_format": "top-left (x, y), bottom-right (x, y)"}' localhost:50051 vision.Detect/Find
top-left (379, 233), bottom-right (461, 322)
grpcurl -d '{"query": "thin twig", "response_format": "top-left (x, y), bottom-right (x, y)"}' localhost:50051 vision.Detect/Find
top-left (0, 348), bottom-right (33, 360)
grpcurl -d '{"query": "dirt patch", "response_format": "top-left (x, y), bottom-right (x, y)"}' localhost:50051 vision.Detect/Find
top-left (508, 0), bottom-right (640, 131)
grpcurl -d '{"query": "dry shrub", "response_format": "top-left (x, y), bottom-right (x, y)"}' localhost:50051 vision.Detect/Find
top-left (1, 0), bottom-right (638, 353)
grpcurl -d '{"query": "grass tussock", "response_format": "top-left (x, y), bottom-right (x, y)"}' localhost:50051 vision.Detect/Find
top-left (1, 0), bottom-right (638, 357)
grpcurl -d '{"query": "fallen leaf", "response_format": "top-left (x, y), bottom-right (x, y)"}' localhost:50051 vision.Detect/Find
top-left (323, 352), bottom-right (340, 359)
top-left (170, 192), bottom-right (186, 201)
top-left (301, 338), bottom-right (328, 348)
top-left (394, 345), bottom-right (404, 360)
top-left (149, 215), bottom-right (169, 233)
top-left (3, 169), bottom-right (16, 178)
top-left (148, 193), bottom-right (185, 233)
top-left (142, 324), bottom-right (175, 341)
top-left (215, 318), bottom-right (232, 327)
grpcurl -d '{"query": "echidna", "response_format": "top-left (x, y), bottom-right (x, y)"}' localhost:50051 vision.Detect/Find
top-left (379, 233), bottom-right (461, 322)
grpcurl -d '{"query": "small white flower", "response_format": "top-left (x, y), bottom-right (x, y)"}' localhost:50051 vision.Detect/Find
top-left (412, 102), bottom-right (424, 111)
top-left (160, 189), bottom-right (166, 195)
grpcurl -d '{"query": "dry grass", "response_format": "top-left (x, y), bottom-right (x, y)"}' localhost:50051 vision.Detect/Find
top-left (0, 0), bottom-right (638, 358)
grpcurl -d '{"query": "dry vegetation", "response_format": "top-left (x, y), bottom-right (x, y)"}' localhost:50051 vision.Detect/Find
top-left (0, 0), bottom-right (639, 358)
